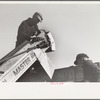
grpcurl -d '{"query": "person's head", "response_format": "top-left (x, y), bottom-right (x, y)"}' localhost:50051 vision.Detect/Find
top-left (74, 53), bottom-right (89, 65)
top-left (32, 12), bottom-right (43, 24)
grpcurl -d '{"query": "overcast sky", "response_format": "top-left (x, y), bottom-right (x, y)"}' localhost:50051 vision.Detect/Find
top-left (0, 2), bottom-right (100, 68)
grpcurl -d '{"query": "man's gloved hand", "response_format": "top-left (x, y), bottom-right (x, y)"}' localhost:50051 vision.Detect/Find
top-left (36, 41), bottom-right (50, 49)
top-left (30, 37), bottom-right (44, 44)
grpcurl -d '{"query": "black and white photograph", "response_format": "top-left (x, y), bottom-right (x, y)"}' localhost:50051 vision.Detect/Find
top-left (0, 1), bottom-right (100, 99)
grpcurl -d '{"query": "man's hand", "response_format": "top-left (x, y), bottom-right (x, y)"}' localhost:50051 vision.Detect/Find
top-left (30, 37), bottom-right (44, 44)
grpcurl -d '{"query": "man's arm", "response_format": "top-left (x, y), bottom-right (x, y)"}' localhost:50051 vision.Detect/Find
top-left (18, 22), bottom-right (36, 39)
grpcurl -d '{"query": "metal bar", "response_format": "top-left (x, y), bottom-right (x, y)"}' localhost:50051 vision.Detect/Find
top-left (0, 46), bottom-right (37, 65)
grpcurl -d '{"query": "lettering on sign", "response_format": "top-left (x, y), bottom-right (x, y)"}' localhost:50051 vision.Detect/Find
top-left (0, 51), bottom-right (36, 82)
top-left (13, 57), bottom-right (31, 76)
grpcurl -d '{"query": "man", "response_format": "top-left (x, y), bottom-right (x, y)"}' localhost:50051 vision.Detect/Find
top-left (15, 12), bottom-right (44, 74)
top-left (15, 12), bottom-right (54, 74)
top-left (74, 53), bottom-right (98, 82)
top-left (15, 12), bottom-right (43, 48)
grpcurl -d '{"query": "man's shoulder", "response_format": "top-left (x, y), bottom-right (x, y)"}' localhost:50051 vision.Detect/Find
top-left (20, 19), bottom-right (30, 27)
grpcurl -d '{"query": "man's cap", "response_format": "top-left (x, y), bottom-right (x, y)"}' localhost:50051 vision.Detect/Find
top-left (74, 53), bottom-right (89, 65)
top-left (33, 12), bottom-right (43, 22)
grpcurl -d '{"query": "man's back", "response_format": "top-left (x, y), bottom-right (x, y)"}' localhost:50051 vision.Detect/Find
top-left (16, 18), bottom-right (39, 48)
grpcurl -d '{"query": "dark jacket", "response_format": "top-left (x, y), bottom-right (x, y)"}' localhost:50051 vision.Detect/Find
top-left (82, 60), bottom-right (98, 82)
top-left (16, 18), bottom-right (40, 48)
